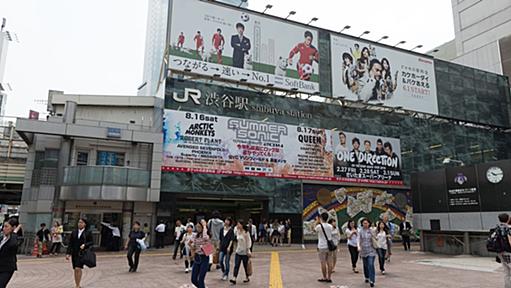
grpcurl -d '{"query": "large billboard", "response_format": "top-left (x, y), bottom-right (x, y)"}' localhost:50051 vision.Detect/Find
top-left (168, 0), bottom-right (320, 94)
top-left (330, 35), bottom-right (438, 114)
top-left (162, 109), bottom-right (403, 185)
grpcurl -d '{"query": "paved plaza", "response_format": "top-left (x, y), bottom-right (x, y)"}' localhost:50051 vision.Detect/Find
top-left (8, 244), bottom-right (502, 288)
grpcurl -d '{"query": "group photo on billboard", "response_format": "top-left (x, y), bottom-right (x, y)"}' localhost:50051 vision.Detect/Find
top-left (162, 109), bottom-right (403, 185)
top-left (168, 0), bottom-right (320, 94)
top-left (330, 34), bottom-right (438, 115)
top-left (332, 131), bottom-right (402, 184)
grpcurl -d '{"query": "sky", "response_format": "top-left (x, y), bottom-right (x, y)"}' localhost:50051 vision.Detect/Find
top-left (0, 0), bottom-right (454, 118)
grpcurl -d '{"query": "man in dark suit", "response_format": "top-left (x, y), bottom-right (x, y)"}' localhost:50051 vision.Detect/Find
top-left (230, 23), bottom-right (251, 69)
top-left (0, 218), bottom-right (22, 288)
top-left (399, 220), bottom-right (412, 251)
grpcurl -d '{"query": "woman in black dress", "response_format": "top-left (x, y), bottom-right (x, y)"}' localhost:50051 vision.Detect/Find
top-left (0, 218), bottom-right (22, 288)
top-left (66, 218), bottom-right (93, 288)
top-left (124, 221), bottom-right (145, 273)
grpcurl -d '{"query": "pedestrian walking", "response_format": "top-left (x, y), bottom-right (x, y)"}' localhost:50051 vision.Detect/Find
top-left (190, 219), bottom-right (211, 288)
top-left (493, 213), bottom-right (511, 288)
top-left (345, 220), bottom-right (360, 273)
top-left (230, 219), bottom-right (252, 284)
top-left (328, 219), bottom-right (340, 273)
top-left (399, 220), bottom-right (412, 251)
top-left (278, 220), bottom-right (285, 246)
top-left (376, 221), bottom-right (389, 274)
top-left (219, 217), bottom-right (235, 281)
top-left (125, 221), bottom-right (145, 273)
top-left (154, 221), bottom-right (166, 249)
top-left (358, 218), bottom-right (377, 287)
top-left (181, 224), bottom-right (195, 273)
top-left (247, 219), bottom-right (257, 250)
top-left (285, 219), bottom-right (292, 246)
top-left (50, 221), bottom-right (63, 256)
top-left (0, 218), bottom-right (22, 288)
top-left (381, 214), bottom-right (396, 261)
top-left (66, 218), bottom-right (94, 288)
top-left (35, 223), bottom-right (50, 258)
top-left (258, 220), bottom-right (267, 245)
top-left (207, 211), bottom-right (224, 269)
top-left (271, 220), bottom-right (280, 247)
top-left (173, 219), bottom-right (186, 260)
top-left (315, 213), bottom-right (334, 283)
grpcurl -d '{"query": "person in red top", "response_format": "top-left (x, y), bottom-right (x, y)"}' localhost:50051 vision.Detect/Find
top-left (177, 32), bottom-right (185, 49)
top-left (288, 31), bottom-right (319, 80)
top-left (193, 31), bottom-right (204, 57)
top-left (212, 28), bottom-right (225, 64)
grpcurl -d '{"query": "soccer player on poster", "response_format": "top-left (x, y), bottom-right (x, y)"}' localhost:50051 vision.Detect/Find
top-left (288, 31), bottom-right (319, 81)
top-left (193, 31), bottom-right (204, 58)
top-left (177, 32), bottom-right (185, 50)
top-left (212, 28), bottom-right (225, 64)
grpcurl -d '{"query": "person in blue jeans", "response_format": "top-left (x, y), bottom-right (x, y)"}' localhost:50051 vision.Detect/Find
top-left (190, 219), bottom-right (211, 288)
top-left (358, 218), bottom-right (377, 287)
top-left (219, 218), bottom-right (235, 281)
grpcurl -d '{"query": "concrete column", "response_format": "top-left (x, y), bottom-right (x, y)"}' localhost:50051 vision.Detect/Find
top-left (463, 232), bottom-right (471, 255)
top-left (420, 230), bottom-right (425, 252)
top-left (122, 202), bottom-right (134, 243)
top-left (53, 101), bottom-right (77, 222)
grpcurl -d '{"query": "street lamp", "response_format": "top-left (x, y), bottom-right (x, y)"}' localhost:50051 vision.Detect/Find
top-left (307, 17), bottom-right (318, 25)
top-left (442, 157), bottom-right (465, 166)
top-left (262, 4), bottom-right (273, 14)
top-left (340, 25), bottom-right (351, 33)
top-left (285, 11), bottom-right (296, 19)
top-left (411, 44), bottom-right (423, 51)
top-left (358, 30), bottom-right (370, 38)
top-left (376, 35), bottom-right (389, 43)
top-left (393, 40), bottom-right (406, 47)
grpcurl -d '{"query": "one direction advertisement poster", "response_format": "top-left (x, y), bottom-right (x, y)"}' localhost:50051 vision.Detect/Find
top-left (330, 35), bottom-right (438, 115)
top-left (168, 0), bottom-right (320, 94)
top-left (163, 110), bottom-right (403, 186)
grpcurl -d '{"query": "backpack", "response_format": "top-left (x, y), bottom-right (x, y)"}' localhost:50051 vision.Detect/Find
top-left (487, 225), bottom-right (511, 253)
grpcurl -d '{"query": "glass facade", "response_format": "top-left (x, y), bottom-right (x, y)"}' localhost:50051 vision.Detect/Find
top-left (162, 78), bottom-right (511, 213)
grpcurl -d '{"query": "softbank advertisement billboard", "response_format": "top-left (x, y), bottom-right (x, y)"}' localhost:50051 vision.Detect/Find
top-left (163, 109), bottom-right (403, 185)
top-left (168, 0), bottom-right (320, 94)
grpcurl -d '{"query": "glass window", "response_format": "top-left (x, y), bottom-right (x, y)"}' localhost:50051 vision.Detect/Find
top-left (96, 151), bottom-right (125, 166)
top-left (77, 152), bottom-right (89, 166)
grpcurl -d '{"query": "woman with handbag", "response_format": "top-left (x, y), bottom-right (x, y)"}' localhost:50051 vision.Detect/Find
top-left (66, 218), bottom-right (94, 288)
top-left (50, 221), bottom-right (63, 256)
top-left (230, 219), bottom-right (252, 285)
top-left (0, 218), bottom-right (22, 288)
top-left (190, 219), bottom-right (211, 288)
top-left (181, 224), bottom-right (195, 273)
top-left (358, 218), bottom-right (377, 287)
top-left (124, 221), bottom-right (145, 273)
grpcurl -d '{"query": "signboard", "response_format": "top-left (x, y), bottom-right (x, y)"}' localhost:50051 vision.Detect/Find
top-left (169, 0), bottom-right (320, 94)
top-left (106, 127), bottom-right (121, 138)
top-left (162, 109), bottom-right (403, 185)
top-left (445, 166), bottom-right (480, 212)
top-left (330, 35), bottom-right (438, 114)
top-left (302, 184), bottom-right (412, 241)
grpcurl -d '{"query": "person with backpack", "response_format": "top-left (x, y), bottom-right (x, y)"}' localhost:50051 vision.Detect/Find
top-left (491, 213), bottom-right (511, 288)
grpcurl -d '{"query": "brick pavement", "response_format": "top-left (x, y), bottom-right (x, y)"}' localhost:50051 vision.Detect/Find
top-left (8, 244), bottom-right (503, 288)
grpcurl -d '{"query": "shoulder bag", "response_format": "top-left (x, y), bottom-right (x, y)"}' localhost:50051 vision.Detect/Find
top-left (319, 223), bottom-right (337, 252)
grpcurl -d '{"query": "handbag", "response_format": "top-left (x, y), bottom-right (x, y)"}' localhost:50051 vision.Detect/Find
top-left (136, 238), bottom-right (147, 251)
top-left (319, 223), bottom-right (337, 252)
top-left (79, 248), bottom-right (96, 268)
top-left (247, 259), bottom-right (253, 276)
top-left (201, 242), bottom-right (215, 256)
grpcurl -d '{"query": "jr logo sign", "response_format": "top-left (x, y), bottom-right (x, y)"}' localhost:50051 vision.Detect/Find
top-left (172, 88), bottom-right (201, 105)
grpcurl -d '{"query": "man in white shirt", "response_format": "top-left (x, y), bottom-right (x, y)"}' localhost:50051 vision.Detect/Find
top-left (172, 220), bottom-right (186, 260)
top-left (154, 221), bottom-right (166, 249)
top-left (315, 212), bottom-right (334, 283)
